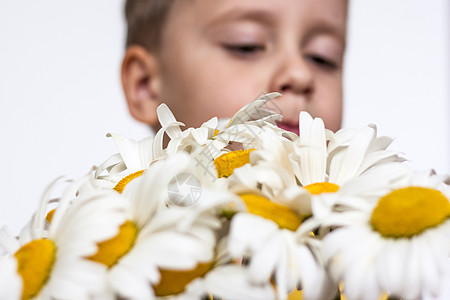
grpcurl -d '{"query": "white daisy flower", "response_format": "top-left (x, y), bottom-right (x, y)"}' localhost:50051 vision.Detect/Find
top-left (0, 177), bottom-right (127, 300)
top-left (155, 92), bottom-right (284, 164)
top-left (225, 131), bottom-right (316, 219)
top-left (298, 163), bottom-right (415, 237)
top-left (227, 213), bottom-right (336, 300)
top-left (208, 127), bottom-right (296, 187)
top-left (147, 93), bottom-right (289, 185)
top-left (88, 153), bottom-right (236, 299)
top-left (212, 132), bottom-right (308, 234)
top-left (280, 111), bottom-right (405, 215)
top-left (212, 159), bottom-right (336, 299)
top-left (321, 169), bottom-right (450, 300)
top-left (296, 112), bottom-right (404, 186)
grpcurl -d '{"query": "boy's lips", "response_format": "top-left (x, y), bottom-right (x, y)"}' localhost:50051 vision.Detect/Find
top-left (277, 122), bottom-right (299, 135)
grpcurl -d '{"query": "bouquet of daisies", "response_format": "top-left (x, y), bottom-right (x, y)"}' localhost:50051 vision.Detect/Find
top-left (1, 93), bottom-right (449, 300)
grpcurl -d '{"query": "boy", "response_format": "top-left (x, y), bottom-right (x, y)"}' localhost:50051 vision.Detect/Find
top-left (121, 0), bottom-right (347, 135)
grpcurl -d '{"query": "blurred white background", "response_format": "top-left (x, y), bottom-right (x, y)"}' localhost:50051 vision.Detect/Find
top-left (1, 0), bottom-right (449, 235)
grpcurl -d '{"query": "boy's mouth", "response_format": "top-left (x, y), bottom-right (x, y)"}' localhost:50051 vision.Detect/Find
top-left (277, 122), bottom-right (299, 136)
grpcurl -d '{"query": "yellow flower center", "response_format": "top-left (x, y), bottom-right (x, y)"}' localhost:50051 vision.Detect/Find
top-left (371, 187), bottom-right (450, 238)
top-left (113, 170), bottom-right (145, 193)
top-left (214, 149), bottom-right (255, 178)
top-left (287, 288), bottom-right (302, 299)
top-left (153, 262), bottom-right (213, 296)
top-left (87, 220), bottom-right (138, 267)
top-left (14, 239), bottom-right (56, 300)
top-left (304, 182), bottom-right (340, 195)
top-left (45, 209), bottom-right (55, 223)
top-left (240, 193), bottom-right (302, 231)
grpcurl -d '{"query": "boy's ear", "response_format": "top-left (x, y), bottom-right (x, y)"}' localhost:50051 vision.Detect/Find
top-left (121, 46), bottom-right (161, 126)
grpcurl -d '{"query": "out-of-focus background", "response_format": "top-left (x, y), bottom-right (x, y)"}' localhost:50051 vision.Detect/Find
top-left (1, 0), bottom-right (449, 235)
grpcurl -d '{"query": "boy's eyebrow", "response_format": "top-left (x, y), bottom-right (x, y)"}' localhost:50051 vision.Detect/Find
top-left (206, 7), bottom-right (277, 27)
top-left (305, 23), bottom-right (347, 45)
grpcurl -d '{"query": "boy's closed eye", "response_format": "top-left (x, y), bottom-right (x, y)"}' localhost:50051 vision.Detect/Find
top-left (212, 22), bottom-right (268, 59)
top-left (306, 54), bottom-right (339, 70)
top-left (222, 43), bottom-right (266, 58)
top-left (303, 35), bottom-right (345, 72)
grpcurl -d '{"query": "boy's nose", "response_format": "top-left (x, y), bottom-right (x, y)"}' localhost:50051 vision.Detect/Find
top-left (269, 53), bottom-right (313, 97)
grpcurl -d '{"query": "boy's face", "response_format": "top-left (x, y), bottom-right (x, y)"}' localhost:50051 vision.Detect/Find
top-left (152, 0), bottom-right (347, 133)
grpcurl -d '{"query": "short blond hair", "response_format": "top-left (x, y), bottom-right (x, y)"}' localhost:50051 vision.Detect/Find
top-left (124, 0), bottom-right (175, 51)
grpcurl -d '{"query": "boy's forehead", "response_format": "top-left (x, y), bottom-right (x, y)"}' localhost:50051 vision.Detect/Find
top-left (172, 0), bottom-right (347, 37)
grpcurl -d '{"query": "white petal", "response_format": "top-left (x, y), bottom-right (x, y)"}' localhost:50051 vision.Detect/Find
top-left (0, 227), bottom-right (20, 254)
top-left (203, 265), bottom-right (277, 300)
top-left (0, 256), bottom-right (21, 300)
top-left (228, 214), bottom-right (278, 257)
top-left (227, 92), bottom-right (281, 127)
top-left (52, 191), bottom-right (127, 257)
top-left (297, 243), bottom-right (336, 300)
top-left (296, 112), bottom-right (327, 185)
top-left (109, 264), bottom-right (155, 300)
top-left (376, 238), bottom-right (409, 297)
top-left (329, 126), bottom-right (374, 185)
top-left (107, 133), bottom-right (153, 172)
top-left (401, 236), bottom-right (422, 299)
top-left (419, 233), bottom-right (443, 297)
top-left (156, 103), bottom-right (183, 139)
top-left (248, 233), bottom-right (282, 284)
top-left (152, 122), bottom-right (184, 159)
top-left (46, 258), bottom-right (108, 300)
top-left (141, 232), bottom-right (213, 269)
